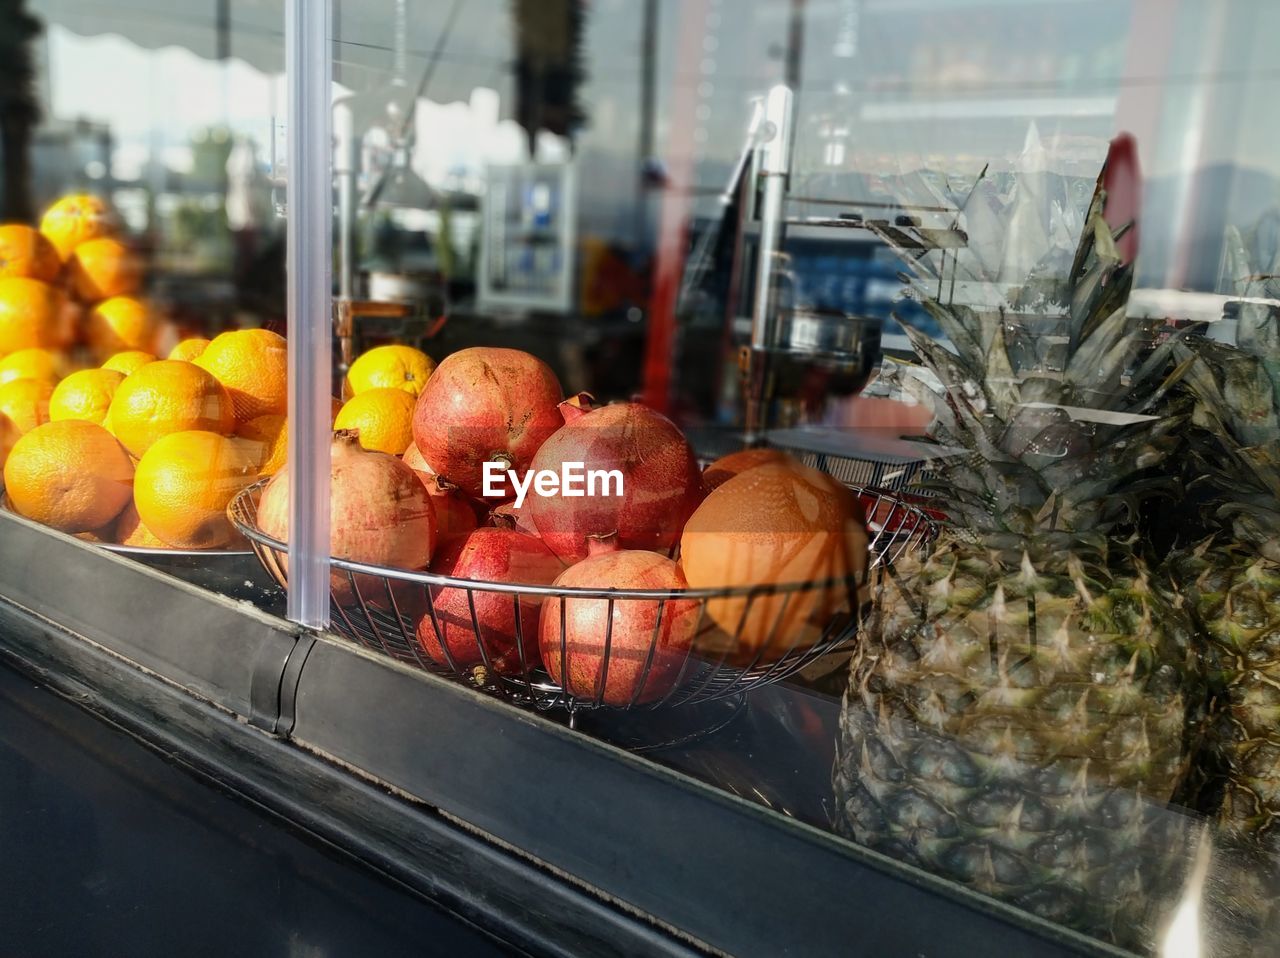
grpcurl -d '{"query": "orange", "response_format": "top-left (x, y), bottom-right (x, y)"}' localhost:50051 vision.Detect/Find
top-left (194, 328), bottom-right (287, 421)
top-left (703, 448), bottom-right (797, 490)
top-left (0, 411), bottom-right (18, 472)
top-left (168, 337), bottom-right (210, 362)
top-left (679, 462), bottom-right (870, 663)
top-left (105, 359), bottom-right (235, 458)
top-left (3, 420), bottom-right (133, 532)
top-left (0, 378), bottom-right (53, 434)
top-left (134, 430), bottom-right (259, 549)
top-left (113, 499), bottom-right (168, 548)
top-left (0, 277), bottom-right (75, 353)
top-left (101, 350), bottom-right (157, 377)
top-left (0, 348), bottom-right (68, 387)
top-left (67, 236), bottom-right (142, 301)
top-left (333, 388), bottom-right (415, 455)
top-left (75, 525), bottom-right (115, 544)
top-left (236, 413), bottom-right (287, 476)
top-left (49, 368), bottom-right (126, 425)
top-left (0, 224), bottom-right (60, 282)
top-left (87, 296), bottom-right (155, 359)
top-left (39, 193), bottom-right (115, 261)
top-left (345, 345), bottom-right (435, 398)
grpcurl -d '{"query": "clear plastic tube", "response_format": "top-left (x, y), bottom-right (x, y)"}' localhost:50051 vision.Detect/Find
top-left (284, 0), bottom-right (333, 629)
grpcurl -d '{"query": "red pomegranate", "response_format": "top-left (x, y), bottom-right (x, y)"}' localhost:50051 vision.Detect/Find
top-left (490, 499), bottom-right (540, 536)
top-left (257, 430), bottom-right (437, 601)
top-left (417, 527), bottom-right (563, 675)
top-left (411, 347), bottom-right (563, 501)
top-left (539, 540), bottom-right (698, 706)
top-left (404, 442), bottom-right (479, 541)
top-left (528, 402), bottom-right (705, 563)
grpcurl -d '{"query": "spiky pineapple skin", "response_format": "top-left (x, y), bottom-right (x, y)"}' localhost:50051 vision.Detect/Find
top-left (1169, 542), bottom-right (1280, 952)
top-left (835, 536), bottom-right (1200, 948)
top-left (1179, 544), bottom-right (1280, 838)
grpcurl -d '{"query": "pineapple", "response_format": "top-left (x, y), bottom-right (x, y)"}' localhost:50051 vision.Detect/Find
top-left (1166, 223), bottom-right (1280, 952)
top-left (833, 167), bottom-right (1204, 951)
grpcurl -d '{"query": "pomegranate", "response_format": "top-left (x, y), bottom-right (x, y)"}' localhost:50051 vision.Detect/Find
top-left (703, 447), bottom-right (796, 490)
top-left (539, 539), bottom-right (698, 705)
top-left (417, 527), bottom-right (563, 675)
top-left (257, 430), bottom-right (437, 601)
top-left (680, 461), bottom-right (868, 663)
top-left (404, 441), bottom-right (479, 541)
top-left (490, 499), bottom-right (540, 537)
top-left (528, 402), bottom-right (706, 563)
top-left (411, 347), bottom-right (563, 501)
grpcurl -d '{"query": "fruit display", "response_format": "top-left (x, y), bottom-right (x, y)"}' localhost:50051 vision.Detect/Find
top-left (1162, 228), bottom-right (1280, 952)
top-left (411, 346), bottom-right (564, 500)
top-left (832, 168), bottom-right (1201, 950)
top-left (403, 443), bottom-right (478, 541)
top-left (681, 461), bottom-right (868, 663)
top-left (4, 419), bottom-right (133, 533)
top-left (344, 344), bottom-right (436, 398)
top-left (418, 527), bottom-right (563, 675)
top-left (539, 539), bottom-right (700, 706)
top-left (527, 400), bottom-right (706, 563)
top-left (0, 193), bottom-right (289, 551)
top-left (256, 430), bottom-right (437, 599)
top-left (334, 387), bottom-right (416, 456)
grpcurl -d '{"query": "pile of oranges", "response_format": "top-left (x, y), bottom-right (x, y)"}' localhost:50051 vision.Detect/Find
top-left (0, 194), bottom-right (290, 550)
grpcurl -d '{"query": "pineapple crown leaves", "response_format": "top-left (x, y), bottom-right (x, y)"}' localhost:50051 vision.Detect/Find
top-left (879, 161), bottom-right (1185, 539)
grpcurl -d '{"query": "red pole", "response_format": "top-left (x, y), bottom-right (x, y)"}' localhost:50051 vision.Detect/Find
top-left (641, 0), bottom-right (710, 413)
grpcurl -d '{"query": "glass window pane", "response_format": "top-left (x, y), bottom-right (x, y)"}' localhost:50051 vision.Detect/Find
top-left (4, 0), bottom-right (287, 614)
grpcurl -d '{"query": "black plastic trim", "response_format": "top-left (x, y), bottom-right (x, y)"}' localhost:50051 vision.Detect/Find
top-left (0, 510), bottom-right (298, 730)
top-left (0, 598), bottom-right (702, 958)
top-left (289, 635), bottom-right (1121, 958)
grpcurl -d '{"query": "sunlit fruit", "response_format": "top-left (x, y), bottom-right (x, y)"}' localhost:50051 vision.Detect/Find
top-left (194, 327), bottom-right (287, 421)
top-left (39, 193), bottom-right (115, 261)
top-left (133, 430), bottom-right (260, 549)
top-left (334, 388), bottom-right (416, 456)
top-left (0, 278), bottom-right (75, 353)
top-left (49, 368), bottom-right (125, 425)
top-left (255, 430), bottom-right (437, 598)
top-left (703, 448), bottom-right (796, 490)
top-left (0, 378), bottom-right (53, 434)
top-left (0, 224), bottom-right (60, 282)
top-left (0, 348), bottom-right (67, 387)
top-left (167, 337), bottom-right (210, 362)
top-left (236, 413), bottom-right (287, 476)
top-left (4, 420), bottom-right (133, 533)
top-left (539, 540), bottom-right (698, 705)
top-left (528, 401), bottom-right (705, 563)
top-left (346, 344), bottom-right (436, 399)
top-left (67, 236), bottom-right (142, 301)
top-left (417, 527), bottom-right (563, 675)
top-left (680, 462), bottom-right (869, 662)
top-left (113, 500), bottom-right (169, 548)
top-left (87, 296), bottom-right (156, 359)
top-left (0, 412), bottom-right (19, 473)
top-left (411, 347), bottom-right (563, 500)
top-left (404, 442), bottom-right (477, 541)
top-left (105, 359), bottom-right (235, 458)
top-left (101, 350), bottom-right (157, 377)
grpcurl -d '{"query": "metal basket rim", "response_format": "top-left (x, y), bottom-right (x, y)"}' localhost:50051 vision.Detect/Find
top-left (228, 478), bottom-right (936, 601)
top-left (0, 497), bottom-right (252, 557)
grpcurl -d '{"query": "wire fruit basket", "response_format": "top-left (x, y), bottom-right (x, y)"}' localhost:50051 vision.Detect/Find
top-left (229, 481), bottom-right (936, 715)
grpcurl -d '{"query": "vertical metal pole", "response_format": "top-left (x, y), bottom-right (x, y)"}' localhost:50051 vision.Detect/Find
top-left (285, 0), bottom-right (333, 629)
top-left (744, 84), bottom-right (793, 443)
